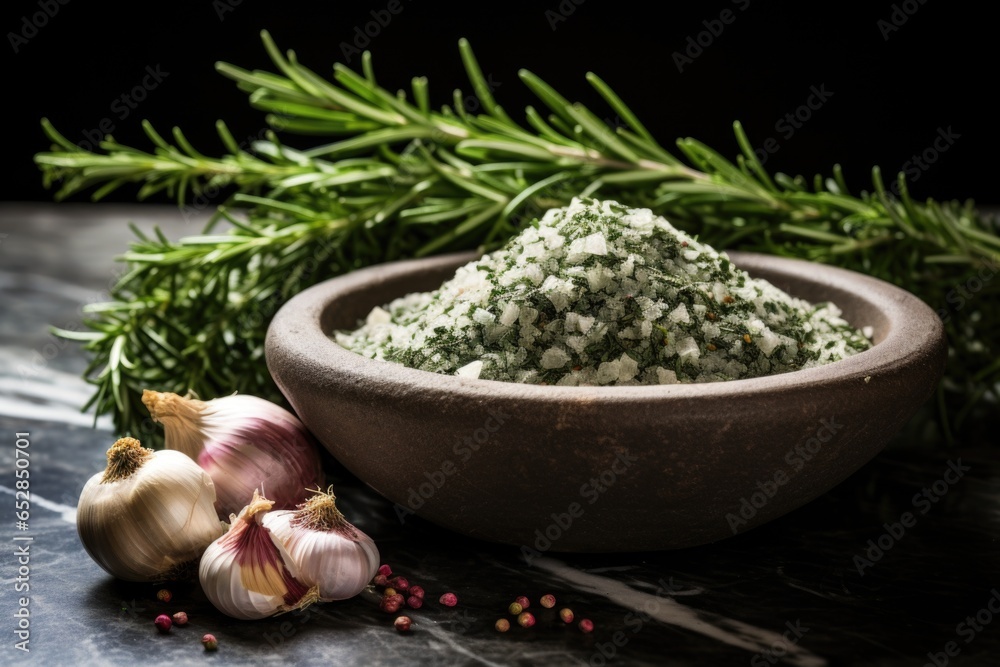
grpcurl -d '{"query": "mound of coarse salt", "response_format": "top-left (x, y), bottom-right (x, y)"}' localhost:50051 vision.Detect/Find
top-left (336, 198), bottom-right (871, 386)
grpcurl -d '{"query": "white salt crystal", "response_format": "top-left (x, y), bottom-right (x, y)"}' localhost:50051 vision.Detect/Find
top-left (567, 232), bottom-right (608, 263)
top-left (541, 347), bottom-right (570, 369)
top-left (757, 327), bottom-right (782, 356)
top-left (500, 302), bottom-right (520, 326)
top-left (656, 367), bottom-right (678, 384)
top-left (565, 335), bottom-right (587, 353)
top-left (455, 360), bottom-right (483, 379)
top-left (596, 360), bottom-right (621, 384)
top-left (668, 303), bottom-right (690, 324)
top-left (365, 306), bottom-right (392, 326)
top-left (586, 265), bottom-right (614, 291)
top-left (617, 353), bottom-right (639, 382)
top-left (677, 337), bottom-right (700, 360)
top-left (523, 264), bottom-right (544, 285)
top-left (472, 309), bottom-right (495, 325)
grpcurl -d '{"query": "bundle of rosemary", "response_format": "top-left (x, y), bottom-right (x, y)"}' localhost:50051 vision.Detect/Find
top-left (36, 31), bottom-right (997, 445)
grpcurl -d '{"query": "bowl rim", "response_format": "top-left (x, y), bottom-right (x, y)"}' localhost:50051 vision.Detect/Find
top-left (267, 250), bottom-right (945, 404)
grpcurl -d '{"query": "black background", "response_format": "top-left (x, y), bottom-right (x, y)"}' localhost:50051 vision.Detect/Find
top-left (4, 0), bottom-right (996, 204)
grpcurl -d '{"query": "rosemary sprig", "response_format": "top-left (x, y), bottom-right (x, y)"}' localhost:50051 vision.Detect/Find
top-left (36, 31), bottom-right (997, 445)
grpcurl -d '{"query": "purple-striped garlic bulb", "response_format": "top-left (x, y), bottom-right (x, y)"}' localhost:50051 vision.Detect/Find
top-left (142, 390), bottom-right (324, 519)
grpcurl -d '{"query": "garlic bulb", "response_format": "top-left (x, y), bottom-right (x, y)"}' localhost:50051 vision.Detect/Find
top-left (263, 487), bottom-right (379, 601)
top-left (199, 490), bottom-right (318, 620)
top-left (142, 390), bottom-right (324, 518)
top-left (77, 437), bottom-right (224, 582)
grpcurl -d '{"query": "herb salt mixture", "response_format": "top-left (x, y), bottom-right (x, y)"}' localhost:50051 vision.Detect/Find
top-left (337, 199), bottom-right (871, 386)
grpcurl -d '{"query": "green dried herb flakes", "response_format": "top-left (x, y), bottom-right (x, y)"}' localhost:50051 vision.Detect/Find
top-left (337, 198), bottom-right (871, 386)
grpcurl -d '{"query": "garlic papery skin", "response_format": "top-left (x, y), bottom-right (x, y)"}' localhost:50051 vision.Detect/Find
top-left (263, 487), bottom-right (379, 601)
top-left (199, 490), bottom-right (318, 620)
top-left (77, 437), bottom-right (224, 582)
top-left (142, 390), bottom-right (324, 519)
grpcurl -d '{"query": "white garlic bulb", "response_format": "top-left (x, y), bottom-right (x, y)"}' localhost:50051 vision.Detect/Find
top-left (199, 490), bottom-right (318, 620)
top-left (77, 437), bottom-right (224, 582)
top-left (142, 390), bottom-right (324, 519)
top-left (263, 487), bottom-right (380, 601)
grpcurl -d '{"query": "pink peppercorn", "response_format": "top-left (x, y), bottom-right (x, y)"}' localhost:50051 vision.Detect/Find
top-left (517, 612), bottom-right (536, 628)
top-left (515, 596), bottom-right (530, 609)
top-left (377, 564), bottom-right (392, 577)
top-left (389, 577), bottom-right (410, 593)
top-left (171, 611), bottom-right (189, 626)
top-left (373, 574), bottom-right (389, 587)
top-left (495, 619), bottom-right (511, 632)
top-left (540, 594), bottom-right (556, 609)
top-left (406, 595), bottom-right (423, 609)
top-left (409, 585), bottom-right (425, 599)
top-left (380, 594), bottom-right (404, 614)
top-left (579, 619), bottom-right (594, 633)
top-left (154, 614), bottom-right (172, 634)
top-left (394, 616), bottom-right (412, 632)
top-left (439, 592), bottom-right (458, 607)
top-left (201, 634), bottom-right (218, 651)
top-left (156, 589), bottom-right (172, 603)
top-left (559, 608), bottom-right (575, 624)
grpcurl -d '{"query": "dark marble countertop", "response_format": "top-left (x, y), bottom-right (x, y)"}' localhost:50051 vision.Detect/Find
top-left (1, 203), bottom-right (998, 667)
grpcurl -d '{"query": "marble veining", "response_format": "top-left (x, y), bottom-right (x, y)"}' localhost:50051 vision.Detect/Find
top-left (1, 204), bottom-right (998, 666)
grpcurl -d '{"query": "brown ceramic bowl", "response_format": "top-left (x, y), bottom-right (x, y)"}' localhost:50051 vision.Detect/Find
top-left (265, 252), bottom-right (946, 552)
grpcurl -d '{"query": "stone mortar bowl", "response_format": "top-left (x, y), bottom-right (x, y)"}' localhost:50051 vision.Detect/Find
top-left (265, 251), bottom-right (946, 552)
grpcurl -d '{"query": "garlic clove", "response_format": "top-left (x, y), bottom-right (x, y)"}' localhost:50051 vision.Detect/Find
top-left (199, 490), bottom-right (318, 620)
top-left (77, 437), bottom-right (223, 582)
top-left (263, 487), bottom-right (380, 601)
top-left (142, 390), bottom-right (325, 518)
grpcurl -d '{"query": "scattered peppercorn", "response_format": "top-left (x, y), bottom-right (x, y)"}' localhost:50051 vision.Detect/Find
top-left (744, 333), bottom-right (753, 344)
top-left (508, 602), bottom-right (523, 616)
top-left (579, 619), bottom-right (594, 633)
top-left (373, 574), bottom-right (389, 587)
top-left (377, 564), bottom-right (392, 577)
top-left (389, 577), bottom-right (410, 593)
top-left (559, 608), bottom-right (575, 624)
top-left (156, 589), bottom-right (172, 603)
top-left (409, 585), bottom-right (425, 599)
top-left (406, 595), bottom-right (423, 609)
top-left (517, 612), bottom-right (536, 628)
top-left (540, 594), bottom-right (556, 609)
top-left (201, 634), bottom-right (218, 651)
top-left (394, 616), bottom-right (412, 632)
top-left (381, 594), bottom-right (405, 614)
top-left (515, 596), bottom-right (530, 609)
top-left (495, 619), bottom-right (511, 632)
top-left (154, 614), bottom-right (172, 634)
top-left (707, 343), bottom-right (717, 351)
top-left (439, 592), bottom-right (458, 607)
top-left (384, 587), bottom-right (397, 597)
top-left (171, 611), bottom-right (189, 626)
